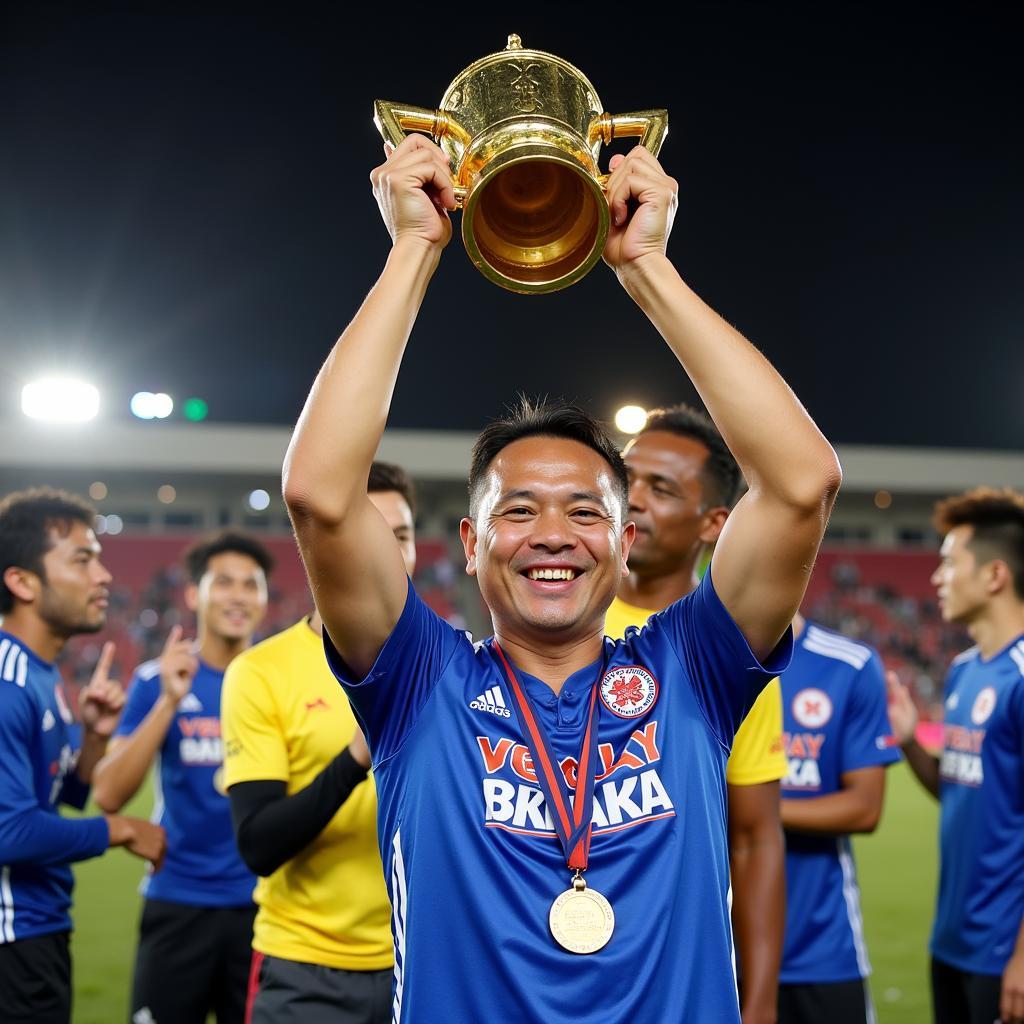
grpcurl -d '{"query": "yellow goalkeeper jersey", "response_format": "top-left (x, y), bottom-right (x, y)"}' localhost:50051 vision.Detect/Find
top-left (222, 618), bottom-right (392, 970)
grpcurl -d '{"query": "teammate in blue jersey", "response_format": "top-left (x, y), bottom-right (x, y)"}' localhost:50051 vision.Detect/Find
top-left (92, 531), bottom-right (272, 1024)
top-left (0, 488), bottom-right (166, 1024)
top-left (777, 613), bottom-right (899, 1024)
top-left (888, 488), bottom-right (1024, 1024)
top-left (282, 135), bottom-right (841, 1022)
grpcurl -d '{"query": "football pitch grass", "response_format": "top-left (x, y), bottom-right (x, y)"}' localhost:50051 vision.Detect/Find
top-left (69, 764), bottom-right (940, 1023)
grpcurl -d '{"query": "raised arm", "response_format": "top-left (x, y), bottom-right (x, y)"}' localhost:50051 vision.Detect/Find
top-left (92, 627), bottom-right (197, 813)
top-left (283, 136), bottom-right (455, 678)
top-left (886, 670), bottom-right (940, 798)
top-left (604, 148), bottom-right (842, 660)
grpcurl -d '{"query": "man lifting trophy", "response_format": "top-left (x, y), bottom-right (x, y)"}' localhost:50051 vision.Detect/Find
top-left (285, 33), bottom-right (840, 1024)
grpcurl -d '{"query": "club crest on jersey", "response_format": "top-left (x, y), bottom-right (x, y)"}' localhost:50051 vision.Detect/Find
top-left (971, 686), bottom-right (997, 725)
top-left (792, 688), bottom-right (832, 729)
top-left (600, 666), bottom-right (659, 719)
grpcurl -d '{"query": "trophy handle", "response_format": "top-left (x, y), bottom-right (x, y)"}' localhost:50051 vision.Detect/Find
top-left (373, 100), bottom-right (472, 151)
top-left (589, 109), bottom-right (669, 158)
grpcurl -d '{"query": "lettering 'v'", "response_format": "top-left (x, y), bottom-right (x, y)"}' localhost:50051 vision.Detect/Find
top-left (477, 736), bottom-right (515, 774)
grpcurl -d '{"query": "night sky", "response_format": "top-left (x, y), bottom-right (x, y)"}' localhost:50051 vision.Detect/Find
top-left (2, 4), bottom-right (1021, 449)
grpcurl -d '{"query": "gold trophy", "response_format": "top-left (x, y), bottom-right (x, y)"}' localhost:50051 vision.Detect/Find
top-left (374, 35), bottom-right (668, 294)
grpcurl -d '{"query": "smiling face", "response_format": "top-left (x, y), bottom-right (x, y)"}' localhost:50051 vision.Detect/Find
top-left (186, 550), bottom-right (268, 643)
top-left (460, 435), bottom-right (633, 643)
top-left (35, 520), bottom-right (112, 637)
top-left (623, 430), bottom-right (727, 579)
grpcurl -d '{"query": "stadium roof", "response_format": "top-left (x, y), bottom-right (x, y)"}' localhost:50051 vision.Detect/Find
top-left (2, 7), bottom-right (1021, 450)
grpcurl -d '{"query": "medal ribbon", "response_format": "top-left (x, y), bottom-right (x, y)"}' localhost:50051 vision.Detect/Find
top-left (492, 642), bottom-right (604, 872)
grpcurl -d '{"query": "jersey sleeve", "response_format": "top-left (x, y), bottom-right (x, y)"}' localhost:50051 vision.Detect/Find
top-left (0, 684), bottom-right (109, 865)
top-left (322, 578), bottom-right (460, 765)
top-left (657, 569), bottom-right (793, 748)
top-left (725, 677), bottom-right (787, 785)
top-left (840, 651), bottom-right (901, 773)
top-left (221, 655), bottom-right (289, 787)
top-left (114, 670), bottom-right (160, 738)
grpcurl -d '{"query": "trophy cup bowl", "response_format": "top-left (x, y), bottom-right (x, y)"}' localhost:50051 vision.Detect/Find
top-left (374, 35), bottom-right (668, 294)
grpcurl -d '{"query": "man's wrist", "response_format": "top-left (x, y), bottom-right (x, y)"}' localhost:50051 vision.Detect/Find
top-left (156, 691), bottom-right (183, 712)
top-left (615, 251), bottom-right (675, 296)
top-left (390, 235), bottom-right (444, 270)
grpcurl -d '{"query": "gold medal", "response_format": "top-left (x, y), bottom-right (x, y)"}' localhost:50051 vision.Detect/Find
top-left (549, 873), bottom-right (615, 954)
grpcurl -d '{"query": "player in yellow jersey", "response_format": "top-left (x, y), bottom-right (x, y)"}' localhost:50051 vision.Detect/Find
top-left (605, 405), bottom-right (787, 1024)
top-left (221, 462), bottom-right (416, 1024)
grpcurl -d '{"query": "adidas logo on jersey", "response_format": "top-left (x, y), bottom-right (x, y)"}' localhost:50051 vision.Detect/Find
top-left (42, 709), bottom-right (56, 732)
top-left (178, 693), bottom-right (203, 713)
top-left (470, 686), bottom-right (511, 718)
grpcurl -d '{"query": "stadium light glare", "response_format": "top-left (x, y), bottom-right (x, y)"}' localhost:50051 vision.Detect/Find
top-left (89, 481), bottom-right (108, 501)
top-left (614, 405), bottom-right (648, 435)
top-left (248, 489), bottom-right (271, 512)
top-left (22, 378), bottom-right (100, 423)
top-left (130, 392), bottom-right (174, 420)
top-left (105, 514), bottom-right (124, 535)
top-left (157, 485), bottom-right (177, 504)
top-left (874, 490), bottom-right (893, 510)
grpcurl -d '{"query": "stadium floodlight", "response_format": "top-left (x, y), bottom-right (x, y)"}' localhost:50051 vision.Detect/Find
top-left (89, 481), bottom-right (108, 501)
top-left (130, 391), bottom-right (174, 420)
top-left (614, 405), bottom-right (648, 435)
top-left (21, 378), bottom-right (100, 423)
top-left (248, 489), bottom-right (271, 512)
top-left (104, 514), bottom-right (124, 535)
top-left (157, 485), bottom-right (176, 504)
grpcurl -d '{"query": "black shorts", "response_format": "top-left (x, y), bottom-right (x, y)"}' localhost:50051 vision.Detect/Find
top-left (0, 930), bottom-right (71, 1024)
top-left (246, 952), bottom-right (392, 1024)
top-left (931, 956), bottom-right (1002, 1024)
top-left (131, 897), bottom-right (256, 1024)
top-left (778, 978), bottom-right (876, 1024)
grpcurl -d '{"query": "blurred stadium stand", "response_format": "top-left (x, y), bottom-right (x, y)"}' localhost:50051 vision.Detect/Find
top-left (3, 420), bottom-right (1022, 719)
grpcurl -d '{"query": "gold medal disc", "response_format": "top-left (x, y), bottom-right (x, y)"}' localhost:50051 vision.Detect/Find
top-left (549, 880), bottom-right (615, 954)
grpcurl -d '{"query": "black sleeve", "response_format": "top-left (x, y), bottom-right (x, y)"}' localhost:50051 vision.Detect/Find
top-left (228, 750), bottom-right (369, 877)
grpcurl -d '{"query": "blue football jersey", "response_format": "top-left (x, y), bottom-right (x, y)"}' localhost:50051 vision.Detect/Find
top-left (325, 572), bottom-right (790, 1024)
top-left (779, 622), bottom-right (899, 984)
top-left (0, 632), bottom-right (109, 943)
top-left (931, 636), bottom-right (1024, 975)
top-left (116, 659), bottom-right (254, 907)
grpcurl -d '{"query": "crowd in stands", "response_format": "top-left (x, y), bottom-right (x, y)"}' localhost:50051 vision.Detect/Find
top-left (60, 533), bottom-right (469, 696)
top-left (61, 537), bottom-right (964, 722)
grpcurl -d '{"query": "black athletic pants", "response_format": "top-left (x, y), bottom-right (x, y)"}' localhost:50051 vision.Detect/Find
top-left (931, 956), bottom-right (1003, 1024)
top-left (130, 898), bottom-right (256, 1024)
top-left (778, 978), bottom-right (876, 1024)
top-left (0, 930), bottom-right (71, 1024)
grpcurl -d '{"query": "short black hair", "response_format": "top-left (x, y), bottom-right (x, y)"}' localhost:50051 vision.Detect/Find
top-left (183, 531), bottom-right (275, 584)
top-left (934, 487), bottom-right (1024, 600)
top-left (369, 460), bottom-right (417, 518)
top-left (639, 404), bottom-right (742, 508)
top-left (0, 487), bottom-right (97, 614)
top-left (468, 397), bottom-right (629, 516)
